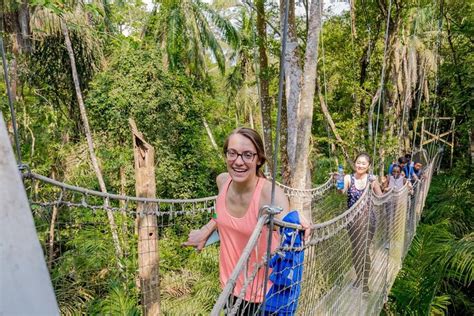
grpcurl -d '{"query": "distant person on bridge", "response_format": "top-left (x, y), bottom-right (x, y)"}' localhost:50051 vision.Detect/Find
top-left (389, 156), bottom-right (414, 180)
top-left (384, 164), bottom-right (407, 191)
top-left (183, 127), bottom-right (309, 314)
top-left (340, 152), bottom-right (382, 294)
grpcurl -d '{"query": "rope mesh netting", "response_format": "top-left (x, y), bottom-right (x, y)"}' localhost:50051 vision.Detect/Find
top-left (24, 149), bottom-right (441, 315)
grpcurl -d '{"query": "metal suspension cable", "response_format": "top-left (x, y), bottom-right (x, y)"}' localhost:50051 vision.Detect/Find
top-left (247, 2), bottom-right (268, 174)
top-left (261, 0), bottom-right (290, 313)
top-left (430, 0), bottom-right (444, 159)
top-left (0, 34), bottom-right (23, 167)
top-left (411, 60), bottom-right (426, 153)
top-left (372, 0), bottom-right (393, 169)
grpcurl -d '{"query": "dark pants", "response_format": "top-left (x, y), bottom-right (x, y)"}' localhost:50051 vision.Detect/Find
top-left (226, 296), bottom-right (261, 315)
top-left (348, 208), bottom-right (375, 292)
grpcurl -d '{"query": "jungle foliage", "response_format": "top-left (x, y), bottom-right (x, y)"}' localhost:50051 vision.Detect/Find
top-left (1, 0), bottom-right (472, 314)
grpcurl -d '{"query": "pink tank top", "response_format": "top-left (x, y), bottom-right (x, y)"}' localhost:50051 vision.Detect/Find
top-left (214, 176), bottom-right (279, 303)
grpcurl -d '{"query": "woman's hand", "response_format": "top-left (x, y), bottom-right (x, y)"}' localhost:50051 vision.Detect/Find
top-left (182, 228), bottom-right (208, 251)
top-left (299, 214), bottom-right (312, 242)
top-left (182, 221), bottom-right (215, 251)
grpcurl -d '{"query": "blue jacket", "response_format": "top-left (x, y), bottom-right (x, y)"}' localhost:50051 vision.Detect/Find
top-left (264, 211), bottom-right (304, 315)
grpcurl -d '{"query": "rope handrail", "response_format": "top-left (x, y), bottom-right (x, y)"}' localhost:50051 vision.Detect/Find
top-left (275, 176), bottom-right (333, 194)
top-left (25, 171), bottom-right (217, 204)
top-left (25, 171), bottom-right (335, 204)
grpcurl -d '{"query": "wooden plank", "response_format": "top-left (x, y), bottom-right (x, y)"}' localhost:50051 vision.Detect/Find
top-left (421, 130), bottom-right (453, 146)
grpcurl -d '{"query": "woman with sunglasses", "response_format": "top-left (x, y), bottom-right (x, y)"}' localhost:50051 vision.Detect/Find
top-left (183, 127), bottom-right (308, 314)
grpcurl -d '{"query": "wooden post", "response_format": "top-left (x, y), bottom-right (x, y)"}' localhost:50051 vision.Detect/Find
top-left (129, 118), bottom-right (160, 315)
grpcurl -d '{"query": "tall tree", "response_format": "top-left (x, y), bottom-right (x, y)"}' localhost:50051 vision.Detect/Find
top-left (256, 0), bottom-right (273, 172)
top-left (286, 0), bottom-right (323, 218)
top-left (27, 2), bottom-right (123, 258)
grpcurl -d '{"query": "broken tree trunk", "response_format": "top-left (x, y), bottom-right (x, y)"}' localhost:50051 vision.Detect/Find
top-left (130, 118), bottom-right (160, 316)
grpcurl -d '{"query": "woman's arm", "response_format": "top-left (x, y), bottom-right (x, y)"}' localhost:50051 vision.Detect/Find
top-left (371, 177), bottom-right (383, 195)
top-left (183, 173), bottom-right (226, 251)
top-left (182, 220), bottom-right (217, 251)
top-left (342, 174), bottom-right (351, 193)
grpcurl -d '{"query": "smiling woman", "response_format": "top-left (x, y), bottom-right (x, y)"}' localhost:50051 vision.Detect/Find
top-left (183, 127), bottom-right (309, 314)
top-left (339, 152), bottom-right (382, 293)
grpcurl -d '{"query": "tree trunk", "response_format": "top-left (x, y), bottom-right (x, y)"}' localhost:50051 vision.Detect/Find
top-left (48, 170), bottom-right (58, 271)
top-left (256, 0), bottom-right (273, 173)
top-left (281, 0), bottom-right (302, 170)
top-left (203, 117), bottom-right (218, 151)
top-left (280, 81), bottom-right (291, 185)
top-left (290, 0), bottom-right (322, 220)
top-left (60, 19), bottom-right (123, 259)
top-left (349, 0), bottom-right (357, 39)
top-left (130, 119), bottom-right (161, 316)
top-left (119, 164), bottom-right (129, 252)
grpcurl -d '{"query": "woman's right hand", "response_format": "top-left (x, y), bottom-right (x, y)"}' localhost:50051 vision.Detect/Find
top-left (182, 228), bottom-right (209, 251)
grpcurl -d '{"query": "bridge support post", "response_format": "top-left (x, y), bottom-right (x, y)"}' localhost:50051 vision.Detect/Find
top-left (130, 118), bottom-right (160, 315)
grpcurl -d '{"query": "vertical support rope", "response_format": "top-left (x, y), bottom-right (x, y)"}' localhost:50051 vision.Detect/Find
top-left (0, 35), bottom-right (23, 166)
top-left (261, 0), bottom-right (289, 313)
top-left (319, 0), bottom-right (336, 168)
top-left (372, 0), bottom-right (393, 170)
top-left (431, 0), bottom-right (444, 159)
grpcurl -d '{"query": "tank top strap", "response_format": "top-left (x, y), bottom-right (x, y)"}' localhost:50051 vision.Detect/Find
top-left (216, 176), bottom-right (232, 210)
top-left (249, 177), bottom-right (265, 218)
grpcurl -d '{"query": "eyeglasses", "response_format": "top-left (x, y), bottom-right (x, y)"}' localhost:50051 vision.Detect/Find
top-left (226, 150), bottom-right (257, 163)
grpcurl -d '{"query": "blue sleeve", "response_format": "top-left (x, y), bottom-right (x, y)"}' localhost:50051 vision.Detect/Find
top-left (388, 164), bottom-right (393, 175)
top-left (409, 164), bottom-right (414, 176)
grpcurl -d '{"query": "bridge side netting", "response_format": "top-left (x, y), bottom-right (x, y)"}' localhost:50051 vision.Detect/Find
top-left (211, 150), bottom-right (441, 315)
top-left (25, 174), bottom-right (219, 314)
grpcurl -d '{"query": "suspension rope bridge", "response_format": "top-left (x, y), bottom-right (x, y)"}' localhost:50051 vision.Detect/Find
top-left (3, 129), bottom-right (442, 315)
top-left (0, 109), bottom-right (449, 315)
top-left (1, 1), bottom-right (450, 314)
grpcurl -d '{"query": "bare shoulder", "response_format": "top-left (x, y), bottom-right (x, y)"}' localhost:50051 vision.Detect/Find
top-left (260, 178), bottom-right (289, 211)
top-left (216, 173), bottom-right (229, 192)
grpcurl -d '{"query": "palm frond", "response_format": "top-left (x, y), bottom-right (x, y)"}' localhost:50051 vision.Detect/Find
top-left (191, 2), bottom-right (226, 74)
top-left (441, 233), bottom-right (474, 286)
top-left (196, 0), bottom-right (240, 49)
top-left (429, 294), bottom-right (451, 316)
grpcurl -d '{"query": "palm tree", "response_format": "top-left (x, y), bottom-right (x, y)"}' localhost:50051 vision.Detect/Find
top-left (225, 9), bottom-right (258, 127)
top-left (145, 0), bottom-right (239, 80)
